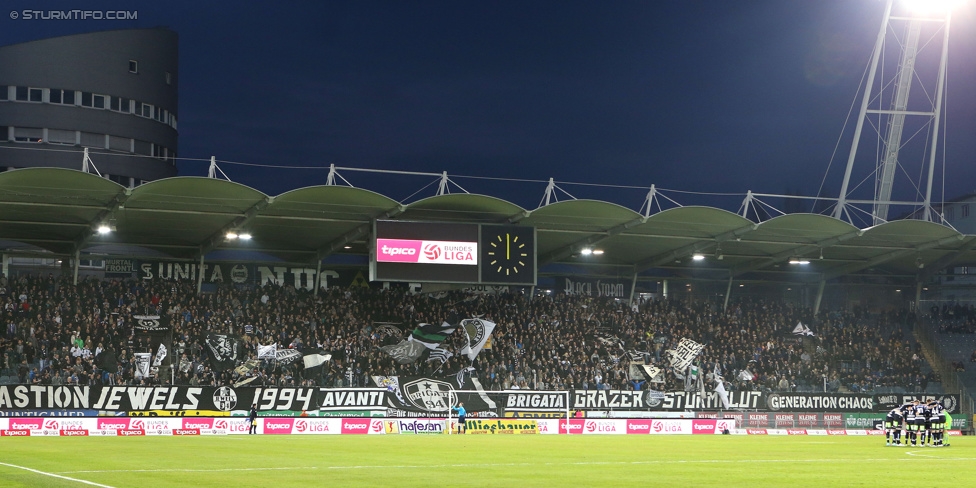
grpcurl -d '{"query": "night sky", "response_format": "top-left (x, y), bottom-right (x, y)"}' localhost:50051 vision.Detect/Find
top-left (3, 1), bottom-right (976, 216)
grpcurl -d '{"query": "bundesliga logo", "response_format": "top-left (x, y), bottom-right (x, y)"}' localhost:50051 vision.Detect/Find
top-left (423, 244), bottom-right (440, 260)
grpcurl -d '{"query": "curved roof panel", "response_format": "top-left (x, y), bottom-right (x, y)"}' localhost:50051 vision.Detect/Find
top-left (3, 168), bottom-right (976, 285)
top-left (0, 168), bottom-right (125, 254)
top-left (399, 194), bottom-right (524, 223)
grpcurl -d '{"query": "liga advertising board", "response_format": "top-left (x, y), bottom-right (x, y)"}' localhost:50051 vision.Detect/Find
top-left (14, 417), bottom-right (967, 436)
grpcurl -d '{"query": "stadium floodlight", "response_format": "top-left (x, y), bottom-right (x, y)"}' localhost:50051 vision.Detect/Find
top-left (96, 224), bottom-right (112, 235)
top-left (225, 232), bottom-right (238, 240)
top-left (692, 253), bottom-right (705, 261)
top-left (591, 249), bottom-right (604, 255)
top-left (789, 258), bottom-right (810, 265)
top-left (238, 233), bottom-right (253, 240)
top-left (580, 248), bottom-right (593, 255)
top-left (902, 0), bottom-right (965, 13)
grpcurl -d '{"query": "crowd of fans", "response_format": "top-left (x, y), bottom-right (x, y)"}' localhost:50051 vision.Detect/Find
top-left (0, 272), bottom-right (933, 395)
top-left (930, 302), bottom-right (976, 334)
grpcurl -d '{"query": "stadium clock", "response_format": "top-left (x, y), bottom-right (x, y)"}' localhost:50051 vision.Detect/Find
top-left (480, 225), bottom-right (536, 285)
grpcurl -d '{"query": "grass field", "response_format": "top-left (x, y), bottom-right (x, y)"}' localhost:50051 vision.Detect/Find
top-left (0, 435), bottom-right (973, 487)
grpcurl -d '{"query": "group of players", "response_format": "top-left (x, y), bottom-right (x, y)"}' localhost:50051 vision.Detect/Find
top-left (884, 399), bottom-right (951, 447)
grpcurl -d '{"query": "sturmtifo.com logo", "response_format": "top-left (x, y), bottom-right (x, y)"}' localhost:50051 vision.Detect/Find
top-left (10, 10), bottom-right (138, 20)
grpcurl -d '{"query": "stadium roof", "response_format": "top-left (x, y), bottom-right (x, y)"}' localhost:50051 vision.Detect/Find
top-left (2, 167), bottom-right (975, 286)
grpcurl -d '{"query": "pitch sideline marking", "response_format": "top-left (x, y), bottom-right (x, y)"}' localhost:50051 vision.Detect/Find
top-left (905, 450), bottom-right (939, 458)
top-left (58, 456), bottom-right (976, 474)
top-left (61, 467), bottom-right (319, 474)
top-left (0, 461), bottom-right (116, 487)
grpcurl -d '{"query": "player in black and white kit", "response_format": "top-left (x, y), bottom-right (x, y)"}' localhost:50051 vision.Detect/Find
top-left (927, 399), bottom-right (946, 447)
top-left (920, 400), bottom-right (933, 446)
top-left (884, 405), bottom-right (905, 446)
top-left (904, 400), bottom-right (918, 446)
top-left (909, 400), bottom-right (927, 446)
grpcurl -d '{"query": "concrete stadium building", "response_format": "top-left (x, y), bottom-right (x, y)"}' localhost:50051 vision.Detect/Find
top-left (0, 28), bottom-right (178, 187)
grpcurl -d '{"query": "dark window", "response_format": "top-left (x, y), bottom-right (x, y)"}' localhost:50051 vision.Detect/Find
top-left (120, 98), bottom-right (130, 113)
top-left (47, 129), bottom-right (76, 145)
top-left (142, 104), bottom-right (152, 118)
top-left (134, 140), bottom-right (152, 156)
top-left (963, 204), bottom-right (970, 218)
top-left (29, 88), bottom-right (42, 102)
top-left (80, 132), bottom-right (104, 148)
top-left (947, 208), bottom-right (954, 222)
top-left (81, 92), bottom-right (93, 107)
top-left (55, 89), bottom-right (76, 104)
top-left (129, 60), bottom-right (138, 73)
top-left (110, 97), bottom-right (119, 111)
top-left (13, 127), bottom-right (43, 143)
top-left (93, 94), bottom-right (105, 109)
top-left (0, 86), bottom-right (7, 101)
top-left (152, 144), bottom-right (163, 158)
top-left (15, 86), bottom-right (28, 101)
top-left (0, 126), bottom-right (7, 141)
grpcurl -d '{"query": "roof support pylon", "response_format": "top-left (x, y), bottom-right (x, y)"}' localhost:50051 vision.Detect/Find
top-left (641, 185), bottom-right (657, 217)
top-left (739, 191), bottom-right (754, 219)
top-left (81, 148), bottom-right (102, 177)
top-left (208, 156), bottom-right (231, 181)
top-left (539, 178), bottom-right (576, 208)
top-left (437, 171), bottom-right (450, 195)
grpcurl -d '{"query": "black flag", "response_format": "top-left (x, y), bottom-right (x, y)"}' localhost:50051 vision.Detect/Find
top-left (132, 315), bottom-right (173, 375)
top-left (205, 333), bottom-right (242, 372)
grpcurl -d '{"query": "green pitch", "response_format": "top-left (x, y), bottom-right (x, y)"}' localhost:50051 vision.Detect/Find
top-left (1, 435), bottom-right (973, 487)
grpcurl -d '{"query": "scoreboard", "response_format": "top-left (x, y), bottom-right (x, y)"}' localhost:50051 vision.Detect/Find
top-left (370, 221), bottom-right (536, 285)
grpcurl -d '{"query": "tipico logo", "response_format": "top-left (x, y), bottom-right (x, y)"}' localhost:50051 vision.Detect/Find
top-left (182, 419), bottom-right (213, 430)
top-left (10, 419), bottom-right (43, 430)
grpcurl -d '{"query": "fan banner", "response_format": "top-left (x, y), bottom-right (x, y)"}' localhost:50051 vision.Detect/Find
top-left (371, 370), bottom-right (495, 414)
top-left (0, 386), bottom-right (959, 415)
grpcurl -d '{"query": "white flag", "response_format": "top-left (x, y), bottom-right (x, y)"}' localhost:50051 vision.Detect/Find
top-left (640, 364), bottom-right (664, 383)
top-left (460, 318), bottom-right (496, 361)
top-left (302, 353), bottom-right (331, 369)
top-left (666, 338), bottom-right (704, 371)
top-left (714, 379), bottom-right (731, 410)
top-left (427, 347), bottom-right (454, 364)
top-left (134, 352), bottom-right (151, 379)
top-left (792, 322), bottom-right (806, 335)
top-left (258, 343), bottom-right (277, 359)
top-left (151, 342), bottom-right (167, 367)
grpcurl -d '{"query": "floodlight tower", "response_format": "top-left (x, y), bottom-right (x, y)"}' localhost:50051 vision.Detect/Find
top-left (833, 0), bottom-right (957, 224)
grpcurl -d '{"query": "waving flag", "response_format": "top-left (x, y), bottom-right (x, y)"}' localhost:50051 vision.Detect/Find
top-left (408, 320), bottom-right (459, 349)
top-left (460, 318), bottom-right (495, 361)
top-left (382, 313), bottom-right (461, 364)
top-left (205, 334), bottom-right (242, 372)
top-left (427, 347), bottom-right (454, 364)
top-left (257, 343), bottom-right (278, 359)
top-left (666, 338), bottom-right (704, 371)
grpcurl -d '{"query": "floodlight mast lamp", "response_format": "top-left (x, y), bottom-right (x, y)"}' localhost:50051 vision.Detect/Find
top-left (833, 0), bottom-right (953, 224)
